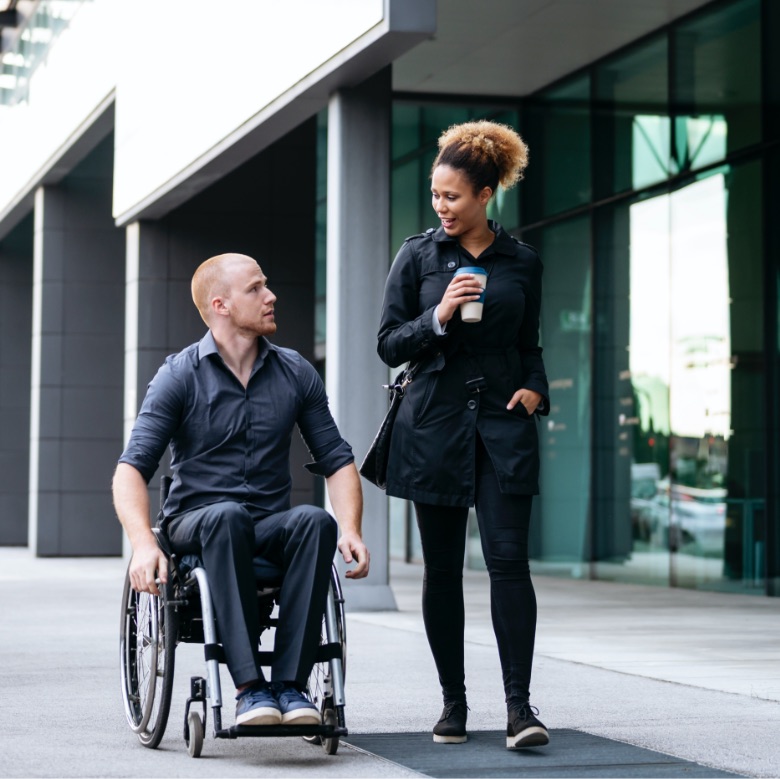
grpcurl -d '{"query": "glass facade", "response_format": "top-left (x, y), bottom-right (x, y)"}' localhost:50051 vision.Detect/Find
top-left (585, 162), bottom-right (765, 592)
top-left (0, 0), bottom-right (89, 106)
top-left (387, 0), bottom-right (780, 596)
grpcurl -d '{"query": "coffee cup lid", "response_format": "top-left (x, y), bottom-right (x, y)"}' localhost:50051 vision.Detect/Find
top-left (453, 266), bottom-right (487, 275)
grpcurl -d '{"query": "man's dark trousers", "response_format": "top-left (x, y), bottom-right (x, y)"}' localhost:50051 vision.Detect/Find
top-left (166, 502), bottom-right (338, 688)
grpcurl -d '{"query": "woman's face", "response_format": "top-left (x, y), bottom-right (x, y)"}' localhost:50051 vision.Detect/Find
top-left (431, 164), bottom-right (492, 239)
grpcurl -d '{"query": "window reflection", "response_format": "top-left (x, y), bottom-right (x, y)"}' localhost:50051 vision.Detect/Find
top-left (594, 34), bottom-right (669, 199)
top-left (673, 115), bottom-right (727, 174)
top-left (530, 216), bottom-right (592, 578)
top-left (524, 75), bottom-right (591, 222)
top-left (670, 176), bottom-right (731, 445)
top-left (672, 0), bottom-right (760, 168)
top-left (632, 115), bottom-right (672, 188)
top-left (600, 165), bottom-right (764, 591)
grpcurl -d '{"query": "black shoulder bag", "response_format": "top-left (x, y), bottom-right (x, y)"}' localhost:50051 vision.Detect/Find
top-left (359, 361), bottom-right (421, 490)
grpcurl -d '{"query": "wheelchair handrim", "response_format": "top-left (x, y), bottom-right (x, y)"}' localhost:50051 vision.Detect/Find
top-left (120, 587), bottom-right (161, 734)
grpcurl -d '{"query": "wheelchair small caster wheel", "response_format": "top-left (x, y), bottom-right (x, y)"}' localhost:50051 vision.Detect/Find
top-left (321, 708), bottom-right (339, 755)
top-left (185, 711), bottom-right (204, 758)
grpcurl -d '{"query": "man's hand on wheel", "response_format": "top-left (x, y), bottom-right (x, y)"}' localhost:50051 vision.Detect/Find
top-left (129, 540), bottom-right (168, 595)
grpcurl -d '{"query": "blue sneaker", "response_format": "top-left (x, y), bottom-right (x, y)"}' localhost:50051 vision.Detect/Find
top-left (235, 683), bottom-right (282, 726)
top-left (274, 683), bottom-right (321, 725)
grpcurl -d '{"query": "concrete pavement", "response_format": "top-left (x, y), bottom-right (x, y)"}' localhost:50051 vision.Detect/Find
top-left (1, 547), bottom-right (779, 777)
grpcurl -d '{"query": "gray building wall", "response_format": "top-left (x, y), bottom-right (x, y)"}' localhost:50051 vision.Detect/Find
top-left (29, 135), bottom-right (125, 555)
top-left (0, 214), bottom-right (33, 544)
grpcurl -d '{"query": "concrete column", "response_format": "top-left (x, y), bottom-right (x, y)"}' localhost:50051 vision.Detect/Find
top-left (326, 68), bottom-right (397, 610)
top-left (29, 164), bottom-right (125, 555)
top-left (0, 216), bottom-right (33, 544)
top-left (122, 220), bottom-right (181, 556)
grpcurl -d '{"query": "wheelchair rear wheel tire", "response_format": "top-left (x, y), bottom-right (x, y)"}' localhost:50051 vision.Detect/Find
top-left (304, 566), bottom-right (346, 754)
top-left (119, 569), bottom-right (176, 749)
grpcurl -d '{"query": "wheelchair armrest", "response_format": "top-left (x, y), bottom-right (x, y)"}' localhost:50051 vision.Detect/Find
top-left (152, 526), bottom-right (174, 558)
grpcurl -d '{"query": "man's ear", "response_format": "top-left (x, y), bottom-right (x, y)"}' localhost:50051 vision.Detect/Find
top-left (211, 296), bottom-right (229, 317)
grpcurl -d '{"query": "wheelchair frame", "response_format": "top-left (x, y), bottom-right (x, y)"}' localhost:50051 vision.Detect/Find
top-left (119, 481), bottom-right (348, 758)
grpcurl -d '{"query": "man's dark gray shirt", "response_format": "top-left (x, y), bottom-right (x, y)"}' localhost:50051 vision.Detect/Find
top-left (118, 331), bottom-right (354, 518)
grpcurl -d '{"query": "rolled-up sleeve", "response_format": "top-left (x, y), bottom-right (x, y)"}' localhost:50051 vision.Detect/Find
top-left (118, 358), bottom-right (184, 483)
top-left (295, 360), bottom-right (354, 477)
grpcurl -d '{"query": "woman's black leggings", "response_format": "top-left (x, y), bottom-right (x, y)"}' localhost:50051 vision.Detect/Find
top-left (414, 436), bottom-right (537, 707)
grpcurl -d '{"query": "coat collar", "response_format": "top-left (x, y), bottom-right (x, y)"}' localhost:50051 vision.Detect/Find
top-left (430, 220), bottom-right (517, 256)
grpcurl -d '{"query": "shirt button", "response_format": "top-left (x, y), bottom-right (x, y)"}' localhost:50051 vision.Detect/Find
top-left (467, 399), bottom-right (477, 410)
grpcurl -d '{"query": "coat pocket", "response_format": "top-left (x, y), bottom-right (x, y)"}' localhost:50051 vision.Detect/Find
top-left (500, 358), bottom-right (531, 419)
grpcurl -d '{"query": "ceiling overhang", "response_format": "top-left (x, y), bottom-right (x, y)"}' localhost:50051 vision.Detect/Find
top-left (394, 0), bottom-right (716, 98)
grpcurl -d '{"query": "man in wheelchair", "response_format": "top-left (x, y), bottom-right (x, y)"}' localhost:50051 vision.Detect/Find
top-left (112, 252), bottom-right (370, 729)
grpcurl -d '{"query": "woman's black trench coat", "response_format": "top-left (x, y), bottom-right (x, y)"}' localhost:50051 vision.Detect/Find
top-left (377, 221), bottom-right (550, 508)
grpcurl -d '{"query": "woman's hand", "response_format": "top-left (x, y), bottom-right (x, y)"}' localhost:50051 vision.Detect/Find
top-left (507, 388), bottom-right (542, 415)
top-left (437, 273), bottom-right (485, 327)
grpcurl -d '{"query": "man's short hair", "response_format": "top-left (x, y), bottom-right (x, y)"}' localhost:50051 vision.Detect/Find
top-left (191, 253), bottom-right (253, 325)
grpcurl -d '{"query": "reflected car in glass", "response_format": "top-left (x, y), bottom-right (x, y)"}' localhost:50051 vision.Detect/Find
top-left (631, 470), bottom-right (727, 556)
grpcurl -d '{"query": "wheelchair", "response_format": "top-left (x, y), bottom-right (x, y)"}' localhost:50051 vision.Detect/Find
top-left (119, 477), bottom-right (348, 758)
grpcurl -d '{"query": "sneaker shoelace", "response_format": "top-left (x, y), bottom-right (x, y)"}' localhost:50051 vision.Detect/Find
top-left (277, 686), bottom-right (310, 707)
top-left (510, 702), bottom-right (540, 721)
top-left (441, 701), bottom-right (469, 721)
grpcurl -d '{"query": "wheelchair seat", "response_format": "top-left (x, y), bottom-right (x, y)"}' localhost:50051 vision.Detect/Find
top-left (177, 553), bottom-right (284, 588)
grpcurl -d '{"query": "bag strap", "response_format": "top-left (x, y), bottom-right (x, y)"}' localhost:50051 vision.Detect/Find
top-left (384, 360), bottom-right (422, 397)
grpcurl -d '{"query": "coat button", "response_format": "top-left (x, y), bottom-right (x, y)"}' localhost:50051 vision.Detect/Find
top-left (447, 261), bottom-right (456, 269)
top-left (467, 399), bottom-right (477, 410)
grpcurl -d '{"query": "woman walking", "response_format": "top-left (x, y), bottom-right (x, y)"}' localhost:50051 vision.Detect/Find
top-left (376, 120), bottom-right (550, 750)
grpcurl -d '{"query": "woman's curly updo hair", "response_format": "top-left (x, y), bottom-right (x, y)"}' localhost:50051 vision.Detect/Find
top-left (431, 120), bottom-right (529, 196)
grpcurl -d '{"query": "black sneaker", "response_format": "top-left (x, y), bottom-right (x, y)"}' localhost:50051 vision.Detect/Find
top-left (433, 701), bottom-right (468, 744)
top-left (506, 702), bottom-right (549, 749)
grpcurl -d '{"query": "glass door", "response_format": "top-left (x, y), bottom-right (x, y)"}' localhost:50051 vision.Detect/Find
top-left (668, 165), bottom-right (765, 591)
top-left (594, 162), bottom-right (765, 591)
top-left (667, 175), bottom-right (731, 586)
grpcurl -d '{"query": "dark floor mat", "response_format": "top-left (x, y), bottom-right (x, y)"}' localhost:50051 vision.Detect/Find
top-left (344, 729), bottom-right (741, 778)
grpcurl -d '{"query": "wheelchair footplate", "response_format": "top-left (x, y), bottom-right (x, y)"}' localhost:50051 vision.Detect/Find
top-left (184, 674), bottom-right (346, 758)
top-left (223, 723), bottom-right (348, 739)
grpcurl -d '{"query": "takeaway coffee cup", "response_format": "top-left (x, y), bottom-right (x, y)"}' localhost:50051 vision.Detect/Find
top-left (453, 266), bottom-right (487, 323)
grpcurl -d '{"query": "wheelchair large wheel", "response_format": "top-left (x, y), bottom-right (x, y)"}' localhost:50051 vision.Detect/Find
top-left (305, 567), bottom-right (346, 755)
top-left (119, 568), bottom-right (176, 749)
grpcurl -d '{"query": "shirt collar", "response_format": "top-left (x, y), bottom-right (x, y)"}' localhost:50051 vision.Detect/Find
top-left (197, 330), bottom-right (273, 368)
top-left (431, 220), bottom-right (517, 256)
